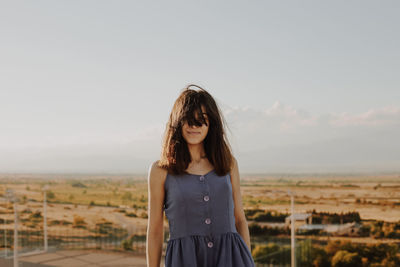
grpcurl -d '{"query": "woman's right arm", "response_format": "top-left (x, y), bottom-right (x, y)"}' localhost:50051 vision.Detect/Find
top-left (146, 160), bottom-right (166, 267)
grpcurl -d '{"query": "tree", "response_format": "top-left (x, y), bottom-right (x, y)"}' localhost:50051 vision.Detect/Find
top-left (47, 190), bottom-right (55, 199)
top-left (73, 215), bottom-right (87, 228)
top-left (252, 243), bottom-right (280, 263)
top-left (311, 247), bottom-right (330, 267)
top-left (332, 250), bottom-right (362, 267)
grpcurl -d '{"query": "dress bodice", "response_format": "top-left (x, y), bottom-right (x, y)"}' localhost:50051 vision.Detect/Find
top-left (162, 169), bottom-right (256, 267)
top-left (163, 169), bottom-right (237, 240)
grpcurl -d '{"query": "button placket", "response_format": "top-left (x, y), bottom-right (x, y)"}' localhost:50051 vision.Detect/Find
top-left (202, 174), bottom-right (213, 248)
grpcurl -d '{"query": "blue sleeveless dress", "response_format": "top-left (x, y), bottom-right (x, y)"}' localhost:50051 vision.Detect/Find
top-left (163, 169), bottom-right (256, 267)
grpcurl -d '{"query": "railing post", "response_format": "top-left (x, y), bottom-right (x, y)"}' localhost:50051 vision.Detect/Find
top-left (43, 185), bottom-right (49, 252)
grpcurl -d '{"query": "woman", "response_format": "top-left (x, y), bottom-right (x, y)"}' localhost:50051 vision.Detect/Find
top-left (146, 84), bottom-right (256, 267)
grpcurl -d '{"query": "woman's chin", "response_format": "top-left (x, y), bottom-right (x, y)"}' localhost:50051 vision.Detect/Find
top-left (185, 138), bottom-right (204, 145)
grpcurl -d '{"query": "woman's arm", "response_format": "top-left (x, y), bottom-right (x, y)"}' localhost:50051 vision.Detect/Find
top-left (230, 156), bottom-right (252, 251)
top-left (146, 161), bottom-right (166, 267)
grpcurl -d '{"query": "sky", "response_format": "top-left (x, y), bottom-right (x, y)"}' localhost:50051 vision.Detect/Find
top-left (0, 1), bottom-right (399, 174)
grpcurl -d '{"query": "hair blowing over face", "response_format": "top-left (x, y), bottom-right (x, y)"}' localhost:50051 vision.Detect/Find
top-left (158, 84), bottom-right (234, 176)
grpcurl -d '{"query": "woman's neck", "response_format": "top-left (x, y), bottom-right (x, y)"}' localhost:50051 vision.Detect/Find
top-left (187, 143), bottom-right (206, 163)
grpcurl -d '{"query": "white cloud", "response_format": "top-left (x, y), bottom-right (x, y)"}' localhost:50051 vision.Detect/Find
top-left (1, 102), bottom-right (399, 173)
top-left (221, 102), bottom-right (400, 173)
top-left (329, 106), bottom-right (400, 127)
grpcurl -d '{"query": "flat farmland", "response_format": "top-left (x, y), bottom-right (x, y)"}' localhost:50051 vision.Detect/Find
top-left (241, 173), bottom-right (400, 222)
top-left (0, 172), bottom-right (399, 234)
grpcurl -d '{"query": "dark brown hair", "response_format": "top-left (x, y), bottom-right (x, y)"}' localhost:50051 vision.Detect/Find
top-left (158, 84), bottom-right (233, 176)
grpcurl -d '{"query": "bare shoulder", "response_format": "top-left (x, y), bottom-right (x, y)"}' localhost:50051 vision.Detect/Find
top-left (229, 155), bottom-right (240, 182)
top-left (149, 160), bottom-right (166, 174)
top-left (231, 155), bottom-right (238, 170)
top-left (147, 161), bottom-right (167, 225)
top-left (230, 155), bottom-right (239, 174)
top-left (148, 160), bottom-right (168, 184)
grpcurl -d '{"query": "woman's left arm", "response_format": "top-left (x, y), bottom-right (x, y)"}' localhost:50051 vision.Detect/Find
top-left (230, 156), bottom-right (252, 251)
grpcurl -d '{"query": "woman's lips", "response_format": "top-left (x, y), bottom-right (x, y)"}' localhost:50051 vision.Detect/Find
top-left (188, 131), bottom-right (200, 134)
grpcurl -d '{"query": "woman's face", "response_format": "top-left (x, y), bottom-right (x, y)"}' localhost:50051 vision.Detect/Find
top-left (181, 106), bottom-right (209, 145)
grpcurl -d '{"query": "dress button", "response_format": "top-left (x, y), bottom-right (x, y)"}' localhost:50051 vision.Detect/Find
top-left (203, 195), bottom-right (209, 201)
top-left (205, 218), bottom-right (211, 224)
top-left (199, 175), bottom-right (205, 181)
top-left (207, 241), bottom-right (214, 248)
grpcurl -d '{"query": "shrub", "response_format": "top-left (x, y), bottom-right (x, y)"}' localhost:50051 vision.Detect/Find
top-left (73, 215), bottom-right (87, 228)
top-left (311, 247), bottom-right (330, 267)
top-left (252, 243), bottom-right (280, 263)
top-left (71, 182), bottom-right (87, 188)
top-left (121, 239), bottom-right (132, 250)
top-left (331, 250), bottom-right (362, 267)
top-left (47, 191), bottom-right (55, 199)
